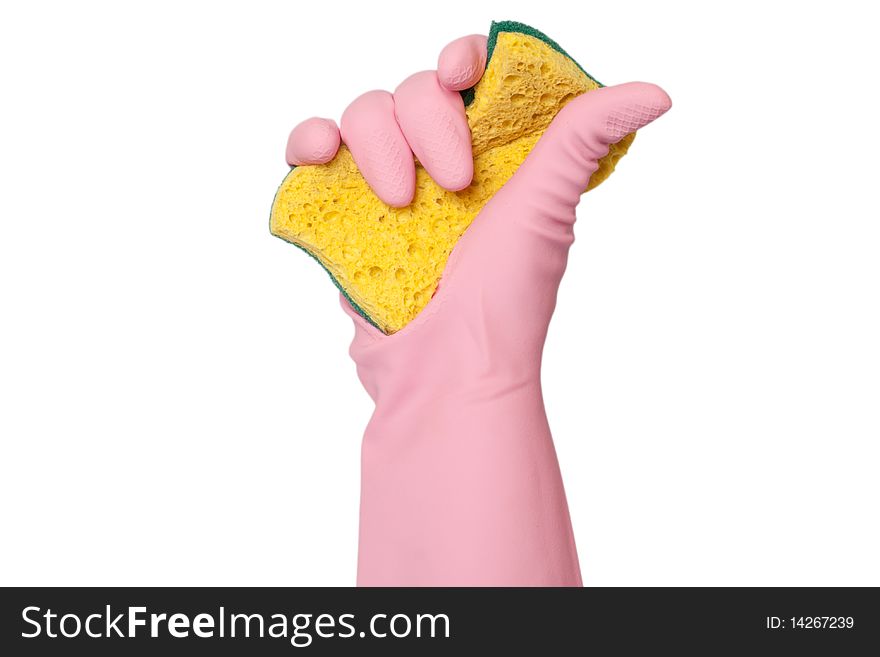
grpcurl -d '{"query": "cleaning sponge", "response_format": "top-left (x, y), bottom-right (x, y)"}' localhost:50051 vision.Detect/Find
top-left (270, 21), bottom-right (635, 334)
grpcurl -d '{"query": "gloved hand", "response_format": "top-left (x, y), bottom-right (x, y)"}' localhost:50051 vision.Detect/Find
top-left (286, 35), bottom-right (671, 586)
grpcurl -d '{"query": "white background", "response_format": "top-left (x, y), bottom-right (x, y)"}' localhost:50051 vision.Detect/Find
top-left (1, 1), bottom-right (878, 586)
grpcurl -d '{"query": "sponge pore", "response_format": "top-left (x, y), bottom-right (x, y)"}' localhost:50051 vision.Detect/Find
top-left (271, 21), bottom-right (635, 334)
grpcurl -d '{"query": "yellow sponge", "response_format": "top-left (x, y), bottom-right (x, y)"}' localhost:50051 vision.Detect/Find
top-left (271, 21), bottom-right (635, 334)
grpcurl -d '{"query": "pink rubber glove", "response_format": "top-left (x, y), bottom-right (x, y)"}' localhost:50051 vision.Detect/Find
top-left (286, 36), bottom-right (671, 586)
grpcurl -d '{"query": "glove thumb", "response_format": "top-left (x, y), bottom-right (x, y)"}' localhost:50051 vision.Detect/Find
top-left (501, 81), bottom-right (672, 222)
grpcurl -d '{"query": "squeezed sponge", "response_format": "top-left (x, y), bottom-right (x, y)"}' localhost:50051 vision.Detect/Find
top-left (271, 21), bottom-right (635, 334)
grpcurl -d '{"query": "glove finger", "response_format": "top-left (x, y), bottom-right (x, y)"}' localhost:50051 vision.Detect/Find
top-left (340, 90), bottom-right (416, 208)
top-left (394, 71), bottom-right (473, 192)
top-left (437, 34), bottom-right (488, 91)
top-left (285, 117), bottom-right (340, 166)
